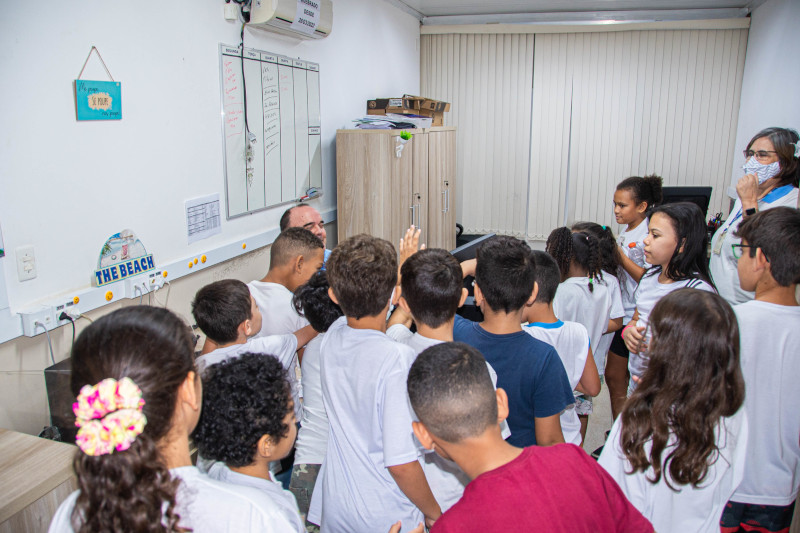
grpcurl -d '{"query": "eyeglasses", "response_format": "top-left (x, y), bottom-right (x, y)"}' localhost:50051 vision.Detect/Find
top-left (731, 243), bottom-right (770, 262)
top-left (731, 244), bottom-right (753, 259)
top-left (743, 150), bottom-right (778, 162)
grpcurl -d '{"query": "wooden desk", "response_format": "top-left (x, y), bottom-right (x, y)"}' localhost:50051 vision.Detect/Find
top-left (0, 429), bottom-right (77, 533)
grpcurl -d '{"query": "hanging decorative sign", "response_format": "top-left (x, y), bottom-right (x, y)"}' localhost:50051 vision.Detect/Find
top-left (74, 46), bottom-right (122, 121)
top-left (93, 230), bottom-right (155, 286)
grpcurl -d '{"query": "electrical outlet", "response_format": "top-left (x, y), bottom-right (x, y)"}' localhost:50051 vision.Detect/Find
top-left (224, 2), bottom-right (239, 20)
top-left (20, 307), bottom-right (57, 337)
top-left (124, 274), bottom-right (166, 300)
top-left (16, 245), bottom-right (37, 281)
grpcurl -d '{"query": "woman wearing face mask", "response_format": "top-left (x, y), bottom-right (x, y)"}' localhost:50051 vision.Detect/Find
top-left (710, 127), bottom-right (800, 304)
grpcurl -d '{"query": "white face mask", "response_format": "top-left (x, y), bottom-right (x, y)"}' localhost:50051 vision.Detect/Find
top-left (743, 157), bottom-right (781, 184)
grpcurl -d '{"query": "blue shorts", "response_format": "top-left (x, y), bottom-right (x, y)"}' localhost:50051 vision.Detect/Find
top-left (720, 500), bottom-right (796, 533)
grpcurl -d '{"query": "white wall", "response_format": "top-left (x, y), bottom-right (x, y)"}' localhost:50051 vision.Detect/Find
top-left (0, 0), bottom-right (420, 313)
top-left (729, 0), bottom-right (800, 196)
top-left (0, 0), bottom-right (420, 434)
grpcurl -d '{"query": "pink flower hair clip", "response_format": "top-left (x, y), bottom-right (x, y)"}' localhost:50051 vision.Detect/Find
top-left (73, 377), bottom-right (147, 456)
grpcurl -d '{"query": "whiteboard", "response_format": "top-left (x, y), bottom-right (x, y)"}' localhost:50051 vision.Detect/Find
top-left (220, 44), bottom-right (322, 219)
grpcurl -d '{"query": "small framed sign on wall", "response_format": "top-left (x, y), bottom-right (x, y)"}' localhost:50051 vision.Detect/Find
top-left (74, 46), bottom-right (122, 121)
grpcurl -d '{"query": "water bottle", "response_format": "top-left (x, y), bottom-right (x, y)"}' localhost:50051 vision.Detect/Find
top-left (628, 242), bottom-right (645, 267)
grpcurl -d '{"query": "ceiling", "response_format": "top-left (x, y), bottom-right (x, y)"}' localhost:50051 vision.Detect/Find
top-left (384, 0), bottom-right (766, 24)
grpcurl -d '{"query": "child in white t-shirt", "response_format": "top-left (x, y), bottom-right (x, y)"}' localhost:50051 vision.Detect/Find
top-left (191, 279), bottom-right (315, 397)
top-left (622, 203), bottom-right (716, 390)
top-left (287, 270), bottom-right (343, 525)
top-left (608, 175), bottom-right (662, 420)
top-left (546, 226), bottom-right (617, 442)
top-left (599, 288), bottom-right (748, 533)
top-left (248, 227), bottom-right (326, 339)
top-left (571, 222), bottom-right (625, 376)
top-left (307, 234), bottom-right (439, 533)
top-left (48, 306), bottom-right (296, 533)
top-left (523, 251), bottom-right (600, 446)
top-left (386, 247), bottom-right (510, 511)
top-left (720, 207), bottom-right (800, 532)
top-left (192, 353), bottom-right (305, 533)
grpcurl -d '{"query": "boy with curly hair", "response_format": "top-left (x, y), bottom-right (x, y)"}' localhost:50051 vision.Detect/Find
top-left (192, 353), bottom-right (304, 533)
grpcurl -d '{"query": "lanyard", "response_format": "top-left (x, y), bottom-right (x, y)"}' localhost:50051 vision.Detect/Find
top-left (729, 184), bottom-right (795, 227)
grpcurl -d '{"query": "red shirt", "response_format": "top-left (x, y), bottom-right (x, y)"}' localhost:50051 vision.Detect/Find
top-left (431, 444), bottom-right (652, 533)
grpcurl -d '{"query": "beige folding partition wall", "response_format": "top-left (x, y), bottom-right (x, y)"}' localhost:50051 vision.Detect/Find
top-left (421, 21), bottom-right (749, 240)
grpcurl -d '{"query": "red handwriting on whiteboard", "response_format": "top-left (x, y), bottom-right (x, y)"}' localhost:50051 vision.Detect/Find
top-left (224, 106), bottom-right (244, 137)
top-left (223, 59), bottom-right (242, 105)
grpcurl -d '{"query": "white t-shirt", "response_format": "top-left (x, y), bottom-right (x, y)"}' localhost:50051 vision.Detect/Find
top-left (248, 281), bottom-right (309, 414)
top-left (710, 187), bottom-right (799, 305)
top-left (594, 271), bottom-right (625, 374)
top-left (618, 219), bottom-right (650, 321)
top-left (552, 277), bottom-right (612, 356)
top-left (598, 408), bottom-right (748, 533)
top-left (731, 300), bottom-right (800, 506)
top-left (523, 320), bottom-right (590, 446)
top-left (307, 317), bottom-right (422, 533)
top-left (195, 334), bottom-right (301, 418)
top-left (248, 281), bottom-right (310, 338)
top-left (48, 466), bottom-right (296, 533)
top-left (384, 324), bottom-right (510, 512)
top-left (628, 272), bottom-right (715, 379)
top-left (206, 461), bottom-right (304, 533)
top-left (294, 334), bottom-right (327, 466)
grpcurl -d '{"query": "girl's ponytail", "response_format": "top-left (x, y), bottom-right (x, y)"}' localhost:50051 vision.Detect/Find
top-left (583, 233), bottom-right (603, 292)
top-left (73, 434), bottom-right (184, 533)
top-left (616, 174), bottom-right (664, 215)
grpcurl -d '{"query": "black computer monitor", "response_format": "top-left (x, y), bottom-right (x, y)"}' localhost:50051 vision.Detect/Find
top-left (451, 233), bottom-right (496, 322)
top-left (450, 233), bottom-right (496, 262)
top-left (660, 186), bottom-right (713, 218)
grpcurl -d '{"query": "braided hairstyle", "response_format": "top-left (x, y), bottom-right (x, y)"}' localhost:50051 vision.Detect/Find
top-left (571, 221), bottom-right (621, 276)
top-left (545, 227), bottom-right (603, 292)
top-left (616, 174), bottom-right (664, 215)
top-left (70, 306), bottom-right (195, 533)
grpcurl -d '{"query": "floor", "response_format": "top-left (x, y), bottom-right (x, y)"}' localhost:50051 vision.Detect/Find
top-left (583, 382), bottom-right (613, 456)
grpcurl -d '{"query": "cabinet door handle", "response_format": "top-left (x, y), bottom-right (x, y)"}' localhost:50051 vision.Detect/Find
top-left (410, 205), bottom-right (417, 227)
top-left (442, 189), bottom-right (450, 214)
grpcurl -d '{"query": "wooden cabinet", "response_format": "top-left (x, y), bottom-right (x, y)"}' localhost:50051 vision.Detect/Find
top-left (336, 127), bottom-right (456, 250)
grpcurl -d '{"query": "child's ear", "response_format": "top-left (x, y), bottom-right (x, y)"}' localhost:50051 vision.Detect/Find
top-left (242, 319), bottom-right (254, 337)
top-left (327, 287), bottom-right (339, 305)
top-left (495, 387), bottom-right (510, 423)
top-left (526, 282), bottom-right (539, 306)
top-left (473, 282), bottom-right (484, 307)
top-left (755, 247), bottom-right (771, 271)
top-left (636, 201), bottom-right (648, 215)
top-left (398, 294), bottom-right (412, 315)
top-left (293, 254), bottom-right (305, 274)
top-left (179, 371), bottom-right (201, 412)
top-left (458, 287), bottom-right (468, 308)
top-left (412, 421), bottom-right (435, 451)
top-left (392, 285), bottom-right (402, 306)
top-left (257, 434), bottom-right (274, 460)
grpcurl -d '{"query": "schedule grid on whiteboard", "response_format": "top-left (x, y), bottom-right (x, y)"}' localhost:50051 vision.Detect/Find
top-left (219, 44), bottom-right (322, 219)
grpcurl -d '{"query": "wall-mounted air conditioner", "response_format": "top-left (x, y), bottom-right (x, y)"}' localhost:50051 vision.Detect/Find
top-left (250, 0), bottom-right (333, 40)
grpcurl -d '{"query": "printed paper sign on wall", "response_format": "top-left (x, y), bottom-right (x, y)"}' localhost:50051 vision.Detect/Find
top-left (75, 80), bottom-right (122, 121)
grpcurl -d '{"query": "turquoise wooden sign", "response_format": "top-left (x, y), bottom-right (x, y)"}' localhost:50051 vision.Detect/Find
top-left (75, 80), bottom-right (122, 121)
